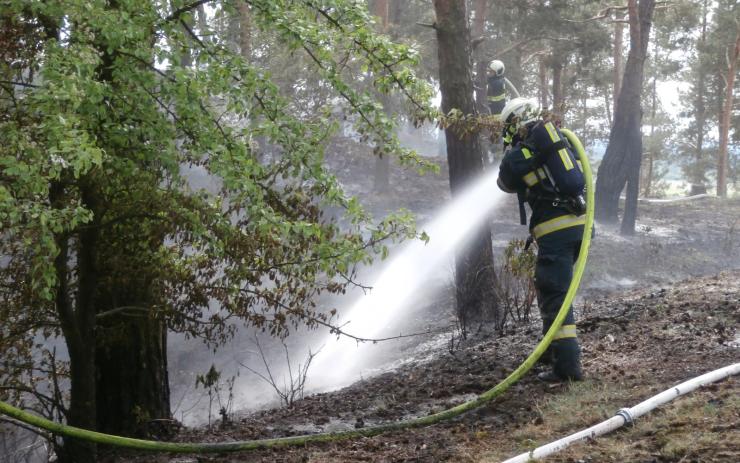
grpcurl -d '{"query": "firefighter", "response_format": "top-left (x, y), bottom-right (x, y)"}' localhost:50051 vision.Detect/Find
top-left (487, 60), bottom-right (507, 117)
top-left (496, 97), bottom-right (585, 382)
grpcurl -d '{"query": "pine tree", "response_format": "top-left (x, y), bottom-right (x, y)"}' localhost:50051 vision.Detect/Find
top-left (595, 0), bottom-right (656, 234)
top-left (433, 0), bottom-right (499, 333)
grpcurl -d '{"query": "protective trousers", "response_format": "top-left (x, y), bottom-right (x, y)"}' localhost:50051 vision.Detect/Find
top-left (534, 226), bottom-right (583, 380)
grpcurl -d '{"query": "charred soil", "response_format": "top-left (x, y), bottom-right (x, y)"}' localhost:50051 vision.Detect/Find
top-left (111, 272), bottom-right (739, 462)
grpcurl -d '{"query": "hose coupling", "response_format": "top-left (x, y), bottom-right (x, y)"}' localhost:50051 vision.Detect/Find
top-left (616, 408), bottom-right (635, 426)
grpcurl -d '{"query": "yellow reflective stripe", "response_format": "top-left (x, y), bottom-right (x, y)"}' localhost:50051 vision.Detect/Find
top-left (537, 167), bottom-right (546, 178)
top-left (542, 165), bottom-right (556, 185)
top-left (522, 147), bottom-right (532, 159)
top-left (559, 148), bottom-right (574, 170)
top-left (532, 214), bottom-right (586, 239)
top-left (553, 324), bottom-right (577, 340)
top-left (487, 93), bottom-right (506, 102)
top-left (523, 172), bottom-right (539, 186)
top-left (544, 122), bottom-right (561, 142)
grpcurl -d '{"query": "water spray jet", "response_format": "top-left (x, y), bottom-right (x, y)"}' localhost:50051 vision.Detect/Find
top-left (309, 167), bottom-right (507, 390)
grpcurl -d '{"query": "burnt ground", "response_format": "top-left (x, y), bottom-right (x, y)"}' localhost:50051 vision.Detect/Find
top-left (112, 142), bottom-right (740, 463)
top-left (112, 271), bottom-right (739, 463)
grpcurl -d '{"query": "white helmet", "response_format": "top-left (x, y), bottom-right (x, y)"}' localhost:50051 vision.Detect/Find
top-left (489, 60), bottom-right (505, 76)
top-left (500, 97), bottom-right (541, 130)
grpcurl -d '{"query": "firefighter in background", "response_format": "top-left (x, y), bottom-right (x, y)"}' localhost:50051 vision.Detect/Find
top-left (496, 97), bottom-right (585, 382)
top-left (486, 60), bottom-right (507, 117)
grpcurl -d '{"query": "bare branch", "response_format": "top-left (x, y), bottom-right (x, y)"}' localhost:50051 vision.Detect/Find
top-left (520, 49), bottom-right (550, 66)
top-left (237, 284), bottom-right (449, 344)
top-left (561, 5), bottom-right (628, 23)
top-left (0, 416), bottom-right (53, 442)
top-left (0, 80), bottom-right (39, 88)
top-left (471, 36), bottom-right (486, 50)
top-left (239, 338), bottom-right (320, 407)
top-left (96, 305), bottom-right (150, 319)
top-left (0, 387), bottom-right (61, 415)
top-left (300, 0), bottom-right (428, 112)
top-left (562, 1), bottom-right (669, 23)
top-left (76, 212), bottom-right (167, 232)
top-left (163, 0), bottom-right (214, 23)
top-left (493, 36), bottom-right (572, 58)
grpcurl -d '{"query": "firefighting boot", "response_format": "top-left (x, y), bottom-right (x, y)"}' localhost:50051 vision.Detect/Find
top-left (537, 338), bottom-right (583, 382)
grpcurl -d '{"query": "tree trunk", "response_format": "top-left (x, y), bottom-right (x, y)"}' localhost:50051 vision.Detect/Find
top-left (621, 162), bottom-right (640, 235)
top-left (551, 58), bottom-right (564, 112)
top-left (238, 2), bottom-right (251, 59)
top-left (717, 25), bottom-right (739, 198)
top-left (389, 0), bottom-right (403, 23)
top-left (643, 41), bottom-right (658, 198)
top-left (178, 1), bottom-right (194, 68)
top-left (539, 56), bottom-right (549, 109)
top-left (57, 184), bottom-right (101, 463)
top-left (472, 0), bottom-right (492, 162)
top-left (595, 0), bottom-right (655, 233)
top-left (373, 0), bottom-right (391, 193)
top-left (96, 311), bottom-right (170, 437)
top-left (373, 146), bottom-right (391, 192)
top-left (64, 343), bottom-right (97, 463)
top-left (643, 151), bottom-right (654, 197)
top-left (473, 0), bottom-right (488, 112)
top-left (580, 87), bottom-right (588, 142)
top-left (92, 203), bottom-right (171, 440)
top-left (433, 0), bottom-right (498, 334)
top-left (613, 13), bottom-right (624, 116)
top-left (693, 0), bottom-right (708, 187)
top-left (373, 0), bottom-right (389, 21)
top-left (197, 4), bottom-right (209, 41)
top-left (604, 87), bottom-right (612, 127)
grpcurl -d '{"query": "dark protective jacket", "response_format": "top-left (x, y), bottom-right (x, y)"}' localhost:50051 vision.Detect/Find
top-left (497, 125), bottom-right (585, 240)
top-left (486, 75), bottom-right (506, 115)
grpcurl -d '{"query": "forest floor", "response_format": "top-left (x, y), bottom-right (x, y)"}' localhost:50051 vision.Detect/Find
top-left (111, 142), bottom-right (740, 463)
top-left (112, 271), bottom-right (739, 463)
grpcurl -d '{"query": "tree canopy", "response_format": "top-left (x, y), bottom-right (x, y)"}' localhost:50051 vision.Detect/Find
top-left (1, 1), bottom-right (435, 460)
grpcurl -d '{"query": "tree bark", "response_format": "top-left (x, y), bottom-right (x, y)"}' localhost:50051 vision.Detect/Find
top-left (693, 0), bottom-right (708, 187)
top-left (613, 13), bottom-right (624, 116)
top-left (551, 58), bottom-right (564, 112)
top-left (433, 0), bottom-right (498, 334)
top-left (472, 0), bottom-right (493, 162)
top-left (389, 0), bottom-right (403, 23)
top-left (373, 0), bottom-right (389, 27)
top-left (238, 2), bottom-right (251, 59)
top-left (473, 0), bottom-right (488, 112)
top-left (643, 151), bottom-right (654, 197)
top-left (373, 0), bottom-right (391, 193)
top-left (595, 0), bottom-right (655, 234)
top-left (96, 309), bottom-right (170, 437)
top-left (539, 56), bottom-right (549, 109)
top-left (58, 183), bottom-right (101, 463)
top-left (717, 24), bottom-right (739, 198)
top-left (92, 212), bottom-right (171, 438)
top-left (643, 40), bottom-right (658, 198)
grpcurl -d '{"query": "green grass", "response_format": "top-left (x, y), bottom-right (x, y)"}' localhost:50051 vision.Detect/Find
top-left (479, 379), bottom-right (739, 462)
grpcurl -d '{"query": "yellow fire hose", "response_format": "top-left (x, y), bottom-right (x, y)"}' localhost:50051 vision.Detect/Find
top-left (0, 129), bottom-right (594, 453)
